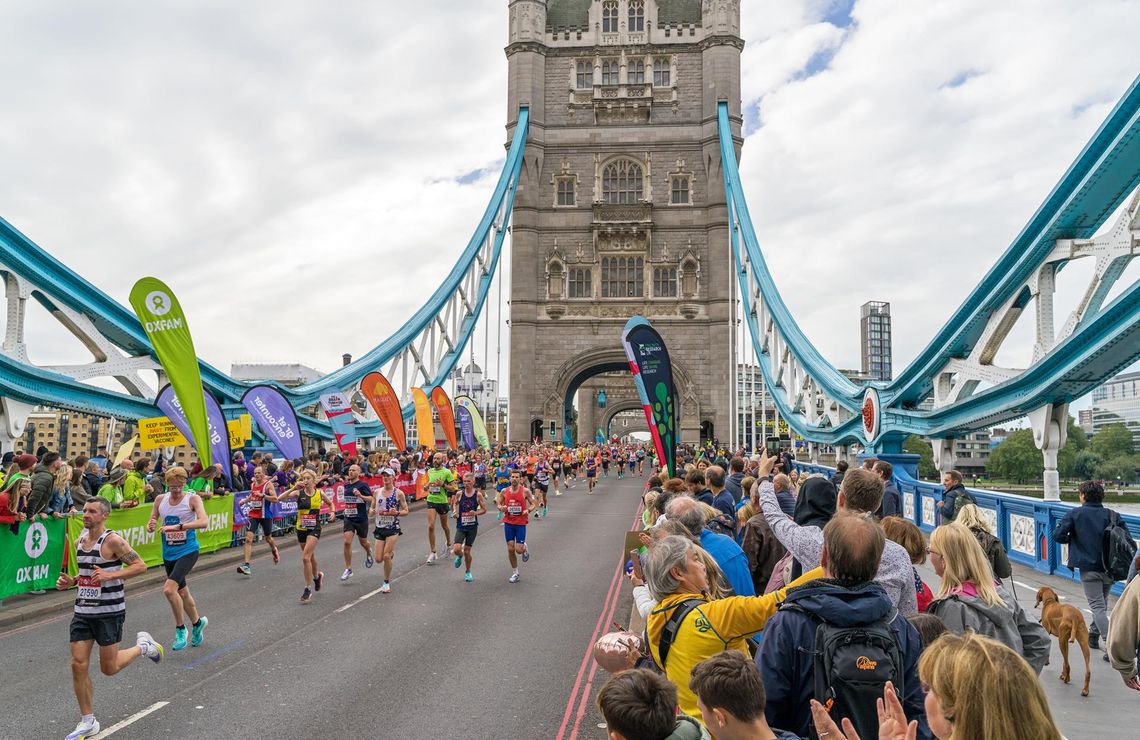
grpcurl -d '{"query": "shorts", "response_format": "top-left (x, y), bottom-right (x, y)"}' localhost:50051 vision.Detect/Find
top-left (602, 460), bottom-right (610, 468)
top-left (373, 526), bottom-right (402, 540)
top-left (162, 550), bottom-right (200, 589)
top-left (535, 482), bottom-right (549, 493)
top-left (454, 527), bottom-right (478, 547)
top-left (570, 463), bottom-right (579, 471)
top-left (70, 613), bottom-right (125, 646)
top-left (343, 518), bottom-right (370, 537)
top-left (427, 501), bottom-right (451, 516)
top-left (246, 517), bottom-right (272, 537)
top-left (297, 528), bottom-right (321, 545)
top-left (504, 523), bottom-right (527, 543)
top-left (475, 477), bottom-right (486, 489)
top-left (586, 470), bottom-right (596, 478)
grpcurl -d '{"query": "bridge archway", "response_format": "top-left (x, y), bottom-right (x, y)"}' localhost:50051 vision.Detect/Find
top-left (604, 403), bottom-right (649, 438)
top-left (538, 347), bottom-right (700, 446)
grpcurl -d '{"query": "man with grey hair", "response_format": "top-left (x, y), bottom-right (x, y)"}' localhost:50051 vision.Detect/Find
top-left (771, 474), bottom-right (796, 518)
top-left (666, 497), bottom-right (754, 597)
top-left (643, 535), bottom-right (817, 726)
top-left (753, 450), bottom-right (917, 616)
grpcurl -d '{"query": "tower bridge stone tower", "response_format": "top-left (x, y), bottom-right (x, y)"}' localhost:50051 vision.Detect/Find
top-left (505, 0), bottom-right (742, 444)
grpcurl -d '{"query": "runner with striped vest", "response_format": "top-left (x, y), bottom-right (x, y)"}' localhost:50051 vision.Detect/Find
top-left (57, 497), bottom-right (163, 740)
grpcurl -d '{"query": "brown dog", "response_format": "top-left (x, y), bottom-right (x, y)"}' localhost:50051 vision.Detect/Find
top-left (1036, 586), bottom-right (1091, 697)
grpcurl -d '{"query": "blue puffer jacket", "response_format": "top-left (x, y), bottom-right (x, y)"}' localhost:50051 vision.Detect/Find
top-left (757, 580), bottom-right (931, 739)
top-left (1053, 502), bottom-right (1114, 573)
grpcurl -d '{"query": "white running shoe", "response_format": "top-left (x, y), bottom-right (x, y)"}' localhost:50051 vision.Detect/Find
top-left (340, 568), bottom-right (353, 581)
top-left (509, 572), bottom-right (520, 583)
top-left (136, 631), bottom-right (163, 664)
top-left (66, 718), bottom-right (100, 740)
top-left (426, 552), bottom-right (437, 564)
top-left (380, 582), bottom-right (391, 593)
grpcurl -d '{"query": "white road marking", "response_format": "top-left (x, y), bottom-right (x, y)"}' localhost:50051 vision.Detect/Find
top-left (1014, 580), bottom-right (1037, 592)
top-left (335, 586), bottom-right (385, 613)
top-left (98, 701), bottom-right (169, 737)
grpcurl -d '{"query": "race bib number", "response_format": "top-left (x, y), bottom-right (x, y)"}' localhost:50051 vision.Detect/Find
top-left (300, 514), bottom-right (319, 530)
top-left (460, 513), bottom-right (477, 527)
top-left (507, 504), bottom-right (523, 516)
top-left (248, 498), bottom-right (263, 511)
top-left (344, 494), bottom-right (360, 504)
top-left (377, 515), bottom-right (395, 528)
top-left (429, 485), bottom-right (441, 494)
top-left (164, 529), bottom-right (187, 544)
top-left (345, 504), bottom-right (358, 517)
top-left (76, 575), bottom-right (101, 601)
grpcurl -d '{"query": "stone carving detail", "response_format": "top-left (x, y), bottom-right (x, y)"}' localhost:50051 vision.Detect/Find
top-left (922, 497), bottom-right (935, 527)
top-left (1009, 514), bottom-right (1035, 556)
top-left (904, 492), bottom-right (916, 520)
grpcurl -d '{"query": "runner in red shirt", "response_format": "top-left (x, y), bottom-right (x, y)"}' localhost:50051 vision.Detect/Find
top-left (237, 465), bottom-right (280, 576)
top-left (496, 469), bottom-right (536, 583)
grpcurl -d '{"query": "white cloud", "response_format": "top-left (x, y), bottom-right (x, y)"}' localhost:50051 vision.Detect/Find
top-left (0, 0), bottom-right (1136, 414)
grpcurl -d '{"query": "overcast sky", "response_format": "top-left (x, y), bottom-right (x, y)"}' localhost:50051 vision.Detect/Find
top-left (1, 0), bottom-right (1137, 414)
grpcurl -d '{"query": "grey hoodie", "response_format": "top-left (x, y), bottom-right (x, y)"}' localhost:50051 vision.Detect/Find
top-left (928, 583), bottom-right (1050, 674)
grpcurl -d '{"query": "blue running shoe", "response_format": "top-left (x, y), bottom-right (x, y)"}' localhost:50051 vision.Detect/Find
top-left (172, 626), bottom-right (188, 651)
top-left (190, 616), bottom-right (207, 647)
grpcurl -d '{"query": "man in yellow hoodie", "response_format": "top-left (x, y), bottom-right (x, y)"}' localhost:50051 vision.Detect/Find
top-left (644, 534), bottom-right (820, 722)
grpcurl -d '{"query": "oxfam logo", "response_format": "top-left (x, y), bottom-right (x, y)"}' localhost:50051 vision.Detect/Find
top-left (145, 290), bottom-right (173, 317)
top-left (24, 522), bottom-right (48, 559)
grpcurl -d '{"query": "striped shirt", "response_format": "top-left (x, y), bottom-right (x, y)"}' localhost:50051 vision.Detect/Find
top-left (74, 529), bottom-right (125, 617)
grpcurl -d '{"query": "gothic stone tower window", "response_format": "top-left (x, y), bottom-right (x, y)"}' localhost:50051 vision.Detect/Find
top-left (602, 1), bottom-right (619, 32)
top-left (602, 159), bottom-right (644, 204)
top-left (601, 256), bottom-right (644, 298)
top-left (629, 1), bottom-right (645, 32)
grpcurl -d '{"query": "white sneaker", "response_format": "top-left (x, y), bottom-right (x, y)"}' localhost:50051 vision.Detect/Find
top-left (66, 718), bottom-right (100, 740)
top-left (380, 582), bottom-right (391, 593)
top-left (509, 572), bottom-right (520, 583)
top-left (426, 552), bottom-right (437, 564)
top-left (340, 568), bottom-right (353, 581)
top-left (136, 631), bottom-right (163, 664)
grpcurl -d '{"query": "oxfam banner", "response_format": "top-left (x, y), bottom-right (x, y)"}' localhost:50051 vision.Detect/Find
top-left (130, 277), bottom-right (213, 470)
top-left (0, 519), bottom-right (67, 599)
top-left (63, 497), bottom-right (235, 575)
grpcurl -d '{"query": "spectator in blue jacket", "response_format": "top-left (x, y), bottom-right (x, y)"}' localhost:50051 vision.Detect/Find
top-left (873, 460), bottom-right (902, 519)
top-left (757, 512), bottom-right (929, 739)
top-left (938, 469), bottom-right (975, 522)
top-left (707, 466), bottom-right (736, 526)
top-left (1053, 480), bottom-right (1119, 656)
top-left (666, 495), bottom-right (756, 597)
top-left (724, 456), bottom-right (746, 503)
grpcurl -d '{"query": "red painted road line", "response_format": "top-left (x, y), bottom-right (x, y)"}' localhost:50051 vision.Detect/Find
top-left (555, 502), bottom-right (644, 740)
top-left (568, 559), bottom-right (629, 740)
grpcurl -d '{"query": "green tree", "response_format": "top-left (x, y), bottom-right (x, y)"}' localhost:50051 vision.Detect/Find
top-left (1095, 454), bottom-right (1140, 484)
top-left (1072, 449), bottom-right (1103, 480)
top-left (903, 435), bottom-right (937, 479)
top-left (986, 429), bottom-right (1040, 482)
top-left (1091, 423), bottom-right (1135, 460)
top-left (1056, 417), bottom-right (1087, 479)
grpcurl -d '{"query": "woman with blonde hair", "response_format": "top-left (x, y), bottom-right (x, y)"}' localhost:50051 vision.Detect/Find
top-left (46, 463), bottom-right (76, 517)
top-left (927, 523), bottom-right (1049, 673)
top-left (953, 503), bottom-right (1012, 580)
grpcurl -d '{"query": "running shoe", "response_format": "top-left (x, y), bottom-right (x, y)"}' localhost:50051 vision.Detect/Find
top-left (65, 718), bottom-right (100, 740)
top-left (522, 547), bottom-right (530, 563)
top-left (136, 631), bottom-right (163, 664)
top-left (365, 554), bottom-right (374, 568)
top-left (426, 552), bottom-right (437, 565)
top-left (542, 506), bottom-right (548, 517)
top-left (380, 582), bottom-right (391, 594)
top-left (172, 626), bottom-right (188, 651)
top-left (464, 572), bottom-right (474, 583)
top-left (300, 587), bottom-right (312, 604)
top-left (314, 572), bottom-right (324, 592)
top-left (237, 563), bottom-right (252, 576)
top-left (509, 572), bottom-right (520, 583)
top-left (340, 568), bottom-right (353, 581)
top-left (190, 616), bottom-right (208, 647)
top-left (555, 491), bottom-right (562, 496)
top-left (454, 554), bottom-right (462, 568)
top-left (271, 546), bottom-right (280, 564)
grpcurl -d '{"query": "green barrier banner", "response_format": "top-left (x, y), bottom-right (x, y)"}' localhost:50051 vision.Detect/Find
top-left (130, 277), bottom-right (213, 469)
top-left (0, 519), bottom-right (67, 600)
top-left (65, 497), bottom-right (235, 576)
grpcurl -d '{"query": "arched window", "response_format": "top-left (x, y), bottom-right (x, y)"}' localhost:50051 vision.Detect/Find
top-left (629, 1), bottom-right (645, 32)
top-left (548, 261), bottom-right (564, 299)
top-left (653, 266), bottom-right (677, 297)
top-left (568, 268), bottom-right (592, 298)
top-left (602, 160), bottom-right (644, 205)
top-left (576, 61), bottom-right (593, 89)
top-left (629, 60), bottom-right (645, 85)
top-left (556, 177), bottom-right (576, 206)
top-left (602, 59), bottom-right (619, 86)
top-left (601, 256), bottom-right (644, 298)
top-left (653, 58), bottom-right (671, 87)
top-left (602, 1), bottom-right (619, 33)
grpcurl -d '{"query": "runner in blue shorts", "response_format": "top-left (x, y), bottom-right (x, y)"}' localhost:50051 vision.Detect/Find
top-left (497, 470), bottom-right (536, 583)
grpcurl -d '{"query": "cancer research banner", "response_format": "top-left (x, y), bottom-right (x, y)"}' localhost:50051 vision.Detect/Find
top-left (156, 385), bottom-right (233, 485)
top-left (455, 403), bottom-right (477, 450)
top-left (621, 316), bottom-right (678, 478)
top-left (411, 387), bottom-right (435, 449)
top-left (430, 386), bottom-right (458, 450)
top-left (130, 278), bottom-right (213, 470)
top-left (64, 497), bottom-right (235, 576)
top-left (319, 392), bottom-right (358, 456)
top-left (0, 519), bottom-right (67, 599)
top-left (454, 396), bottom-right (490, 449)
top-left (241, 385), bottom-right (303, 460)
top-left (360, 372), bottom-right (406, 451)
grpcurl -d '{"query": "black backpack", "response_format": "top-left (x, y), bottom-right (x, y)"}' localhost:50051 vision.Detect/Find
top-left (1103, 511), bottom-right (1137, 581)
top-left (789, 606), bottom-right (903, 739)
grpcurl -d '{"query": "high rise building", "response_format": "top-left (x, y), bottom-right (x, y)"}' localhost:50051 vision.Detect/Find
top-left (1090, 370), bottom-right (1140, 449)
top-left (1078, 408), bottom-right (1094, 434)
top-left (860, 301), bottom-right (892, 381)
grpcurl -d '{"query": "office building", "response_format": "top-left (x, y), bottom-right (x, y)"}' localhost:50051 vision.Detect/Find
top-left (1090, 370), bottom-right (1140, 450)
top-left (860, 301), bottom-right (893, 381)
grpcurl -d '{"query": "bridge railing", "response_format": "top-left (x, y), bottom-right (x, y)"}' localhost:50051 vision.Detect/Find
top-left (794, 462), bottom-right (1140, 595)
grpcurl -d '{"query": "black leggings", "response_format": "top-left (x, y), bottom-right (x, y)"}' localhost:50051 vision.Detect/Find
top-left (163, 551), bottom-right (200, 589)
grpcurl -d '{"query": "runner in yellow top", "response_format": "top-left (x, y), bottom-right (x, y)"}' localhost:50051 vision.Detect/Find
top-left (279, 470), bottom-right (325, 604)
top-left (424, 452), bottom-right (458, 564)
